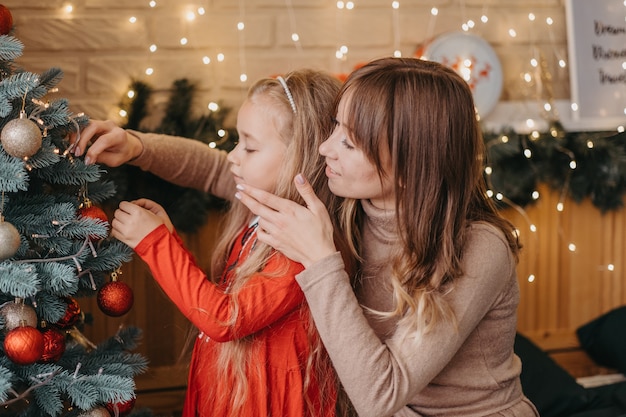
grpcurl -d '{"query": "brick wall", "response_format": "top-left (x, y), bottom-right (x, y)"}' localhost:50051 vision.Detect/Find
top-left (5, 0), bottom-right (569, 127)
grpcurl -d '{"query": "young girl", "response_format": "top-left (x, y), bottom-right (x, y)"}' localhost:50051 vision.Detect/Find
top-left (236, 57), bottom-right (540, 416)
top-left (80, 69), bottom-right (349, 416)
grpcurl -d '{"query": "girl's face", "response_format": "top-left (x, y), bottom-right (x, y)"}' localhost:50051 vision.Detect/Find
top-left (228, 97), bottom-right (288, 193)
top-left (319, 95), bottom-right (395, 210)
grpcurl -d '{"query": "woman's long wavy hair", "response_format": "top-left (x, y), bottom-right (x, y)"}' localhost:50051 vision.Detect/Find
top-left (206, 69), bottom-right (353, 416)
top-left (336, 57), bottom-right (521, 340)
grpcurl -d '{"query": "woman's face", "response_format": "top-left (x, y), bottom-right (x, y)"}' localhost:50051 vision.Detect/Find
top-left (228, 96), bottom-right (288, 193)
top-left (319, 95), bottom-right (395, 210)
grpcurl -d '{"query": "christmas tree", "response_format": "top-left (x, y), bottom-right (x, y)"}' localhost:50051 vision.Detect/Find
top-left (0, 5), bottom-right (147, 417)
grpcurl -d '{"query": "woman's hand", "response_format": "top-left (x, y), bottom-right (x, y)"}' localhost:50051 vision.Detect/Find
top-left (111, 199), bottom-right (173, 249)
top-left (68, 119), bottom-right (143, 167)
top-left (235, 174), bottom-right (337, 268)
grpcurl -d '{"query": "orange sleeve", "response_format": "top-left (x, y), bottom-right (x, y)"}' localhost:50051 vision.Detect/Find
top-left (134, 225), bottom-right (305, 342)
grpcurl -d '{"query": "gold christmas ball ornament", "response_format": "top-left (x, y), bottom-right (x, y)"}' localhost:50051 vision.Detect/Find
top-left (77, 406), bottom-right (111, 417)
top-left (1, 116), bottom-right (43, 159)
top-left (0, 218), bottom-right (20, 260)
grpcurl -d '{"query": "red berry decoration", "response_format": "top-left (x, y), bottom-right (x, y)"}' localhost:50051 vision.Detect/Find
top-left (106, 397), bottom-right (136, 417)
top-left (97, 280), bottom-right (134, 317)
top-left (0, 5), bottom-right (12, 36)
top-left (56, 296), bottom-right (82, 329)
top-left (40, 327), bottom-right (66, 363)
top-left (79, 198), bottom-right (110, 239)
top-left (4, 325), bottom-right (44, 365)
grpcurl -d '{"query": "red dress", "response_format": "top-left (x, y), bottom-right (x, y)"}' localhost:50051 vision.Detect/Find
top-left (134, 223), bottom-right (336, 417)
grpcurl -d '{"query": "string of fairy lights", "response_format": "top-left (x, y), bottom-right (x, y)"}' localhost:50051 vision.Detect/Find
top-left (55, 1), bottom-right (626, 285)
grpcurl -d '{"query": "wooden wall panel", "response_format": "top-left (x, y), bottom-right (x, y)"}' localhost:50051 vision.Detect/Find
top-left (503, 185), bottom-right (626, 346)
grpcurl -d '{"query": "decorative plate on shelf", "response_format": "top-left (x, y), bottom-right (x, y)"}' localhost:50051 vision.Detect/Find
top-left (417, 32), bottom-right (503, 118)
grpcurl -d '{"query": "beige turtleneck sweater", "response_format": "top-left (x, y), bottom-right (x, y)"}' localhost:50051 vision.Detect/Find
top-left (296, 200), bottom-right (538, 417)
top-left (129, 131), bottom-right (538, 417)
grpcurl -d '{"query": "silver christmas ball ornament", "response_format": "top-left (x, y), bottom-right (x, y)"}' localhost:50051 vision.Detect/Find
top-left (0, 300), bottom-right (38, 331)
top-left (0, 219), bottom-right (20, 260)
top-left (1, 117), bottom-right (43, 158)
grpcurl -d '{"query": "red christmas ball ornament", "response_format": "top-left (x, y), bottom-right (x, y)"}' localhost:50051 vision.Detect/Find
top-left (105, 397), bottom-right (136, 417)
top-left (40, 327), bottom-right (66, 363)
top-left (0, 5), bottom-right (12, 36)
top-left (79, 199), bottom-right (110, 239)
top-left (4, 325), bottom-right (44, 365)
top-left (56, 296), bottom-right (82, 329)
top-left (97, 281), bottom-right (134, 317)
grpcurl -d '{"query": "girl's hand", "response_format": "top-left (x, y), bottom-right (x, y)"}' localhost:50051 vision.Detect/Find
top-left (111, 200), bottom-right (169, 249)
top-left (68, 119), bottom-right (143, 167)
top-left (131, 198), bottom-right (174, 233)
top-left (235, 174), bottom-right (337, 268)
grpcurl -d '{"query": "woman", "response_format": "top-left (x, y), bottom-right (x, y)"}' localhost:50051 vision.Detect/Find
top-left (235, 57), bottom-right (539, 416)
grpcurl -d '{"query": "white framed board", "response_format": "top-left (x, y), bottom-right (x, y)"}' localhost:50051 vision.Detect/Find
top-left (565, 0), bottom-right (626, 130)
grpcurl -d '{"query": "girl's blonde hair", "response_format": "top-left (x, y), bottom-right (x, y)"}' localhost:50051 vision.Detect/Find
top-left (336, 57), bottom-right (521, 340)
top-left (206, 69), bottom-right (352, 416)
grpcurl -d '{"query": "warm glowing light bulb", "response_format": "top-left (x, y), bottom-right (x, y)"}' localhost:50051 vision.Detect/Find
top-left (186, 12), bottom-right (196, 21)
top-left (337, 1), bottom-right (344, 9)
top-left (431, 7), bottom-right (438, 16)
top-left (129, 16), bottom-right (137, 23)
top-left (240, 74), bottom-right (247, 82)
top-left (180, 37), bottom-right (188, 45)
top-left (237, 22), bottom-right (244, 30)
top-left (145, 67), bottom-right (154, 75)
top-left (119, 109), bottom-right (127, 117)
top-left (556, 202), bottom-right (564, 212)
top-left (528, 275), bottom-right (535, 283)
top-left (291, 33), bottom-right (299, 42)
top-left (149, 1), bottom-right (156, 7)
top-left (508, 29), bottom-right (517, 37)
top-left (202, 56), bottom-right (211, 64)
top-left (64, 4), bottom-right (73, 13)
top-left (392, 1), bottom-right (399, 9)
top-left (568, 243), bottom-right (576, 252)
top-left (217, 53), bottom-right (225, 62)
top-left (149, 44), bottom-right (157, 52)
top-left (208, 102), bottom-right (219, 111)
top-left (127, 90), bottom-right (135, 99)
top-left (481, 15), bottom-right (488, 23)
top-left (532, 191), bottom-right (540, 200)
top-left (528, 13), bottom-right (535, 21)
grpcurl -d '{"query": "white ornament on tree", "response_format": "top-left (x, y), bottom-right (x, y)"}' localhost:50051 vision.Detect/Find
top-left (0, 215), bottom-right (20, 260)
top-left (1, 110), bottom-right (43, 159)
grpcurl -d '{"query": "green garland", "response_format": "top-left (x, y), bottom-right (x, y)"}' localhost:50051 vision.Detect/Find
top-left (104, 79), bottom-right (237, 233)
top-left (484, 121), bottom-right (626, 213)
top-left (109, 79), bottom-right (626, 233)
